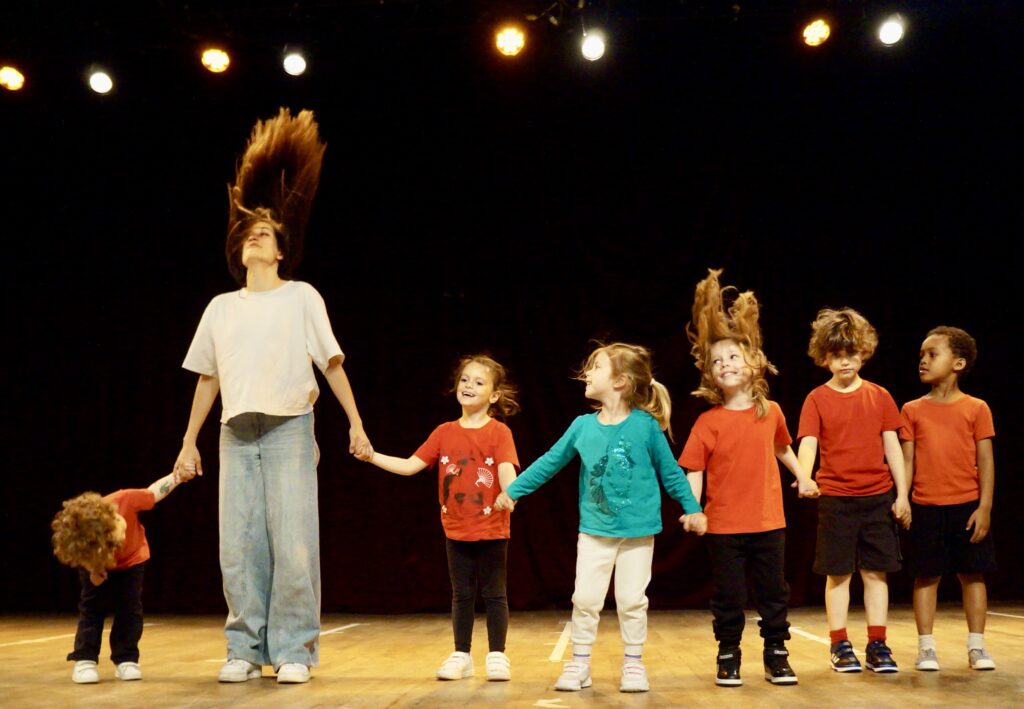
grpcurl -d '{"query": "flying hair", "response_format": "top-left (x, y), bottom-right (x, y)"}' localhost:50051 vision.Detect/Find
top-left (225, 107), bottom-right (327, 285)
top-left (686, 268), bottom-right (776, 418)
top-left (452, 354), bottom-right (521, 419)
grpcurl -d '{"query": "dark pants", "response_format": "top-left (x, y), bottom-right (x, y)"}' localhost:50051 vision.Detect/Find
top-left (67, 563), bottom-right (145, 664)
top-left (446, 539), bottom-right (508, 653)
top-left (706, 530), bottom-right (790, 650)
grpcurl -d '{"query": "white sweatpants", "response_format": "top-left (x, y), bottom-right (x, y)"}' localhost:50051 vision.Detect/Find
top-left (570, 533), bottom-right (655, 647)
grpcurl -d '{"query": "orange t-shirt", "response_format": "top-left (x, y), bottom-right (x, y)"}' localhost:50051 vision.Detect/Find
top-left (105, 489), bottom-right (156, 570)
top-left (678, 402), bottom-right (791, 534)
top-left (415, 419), bottom-right (520, 541)
top-left (797, 380), bottom-right (902, 497)
top-left (900, 395), bottom-right (994, 505)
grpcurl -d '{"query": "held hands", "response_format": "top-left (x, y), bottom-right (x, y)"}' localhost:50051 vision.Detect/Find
top-left (791, 476), bottom-right (820, 499)
top-left (966, 507), bottom-right (991, 543)
top-left (680, 512), bottom-right (708, 536)
top-left (350, 425), bottom-right (373, 460)
top-left (174, 443), bottom-right (203, 478)
top-left (892, 495), bottom-right (912, 529)
top-left (494, 491), bottom-right (516, 512)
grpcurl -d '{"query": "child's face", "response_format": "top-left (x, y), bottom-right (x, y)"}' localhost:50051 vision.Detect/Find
top-left (583, 351), bottom-right (621, 400)
top-left (826, 348), bottom-right (863, 387)
top-left (918, 334), bottom-right (963, 384)
top-left (456, 361), bottom-right (499, 412)
top-left (708, 339), bottom-right (752, 394)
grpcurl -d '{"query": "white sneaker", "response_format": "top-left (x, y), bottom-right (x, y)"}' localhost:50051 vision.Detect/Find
top-left (968, 648), bottom-right (996, 671)
top-left (436, 651), bottom-right (474, 680)
top-left (276, 663), bottom-right (311, 684)
top-left (485, 651), bottom-right (511, 681)
top-left (115, 661), bottom-right (142, 681)
top-left (620, 658), bottom-right (650, 692)
top-left (218, 658), bottom-right (262, 682)
top-left (914, 648), bottom-right (940, 671)
top-left (554, 660), bottom-right (592, 691)
top-left (72, 660), bottom-right (99, 684)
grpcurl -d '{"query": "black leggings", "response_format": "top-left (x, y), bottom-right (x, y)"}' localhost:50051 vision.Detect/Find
top-left (446, 539), bottom-right (509, 653)
top-left (67, 563), bottom-right (145, 664)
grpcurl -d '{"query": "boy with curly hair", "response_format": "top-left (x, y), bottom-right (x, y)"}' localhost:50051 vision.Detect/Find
top-left (797, 308), bottom-right (910, 673)
top-left (52, 469), bottom-right (194, 683)
top-left (900, 326), bottom-right (996, 671)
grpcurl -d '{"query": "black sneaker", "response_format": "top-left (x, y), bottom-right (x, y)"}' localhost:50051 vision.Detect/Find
top-left (763, 646), bottom-right (798, 685)
top-left (865, 640), bottom-right (899, 673)
top-left (830, 640), bottom-right (862, 672)
top-left (716, 648), bottom-right (742, 686)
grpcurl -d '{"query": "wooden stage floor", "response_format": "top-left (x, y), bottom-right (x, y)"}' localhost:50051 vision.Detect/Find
top-left (1, 605), bottom-right (1021, 708)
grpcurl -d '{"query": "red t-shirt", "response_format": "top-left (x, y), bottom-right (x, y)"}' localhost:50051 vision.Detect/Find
top-left (678, 402), bottom-right (791, 534)
top-left (105, 489), bottom-right (156, 570)
top-left (415, 419), bottom-right (520, 541)
top-left (797, 380), bottom-right (902, 497)
top-left (900, 395), bottom-right (995, 505)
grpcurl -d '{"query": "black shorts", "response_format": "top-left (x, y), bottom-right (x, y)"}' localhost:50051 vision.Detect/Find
top-left (814, 491), bottom-right (902, 575)
top-left (907, 500), bottom-right (997, 578)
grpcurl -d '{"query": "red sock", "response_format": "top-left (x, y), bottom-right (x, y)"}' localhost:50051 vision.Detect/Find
top-left (829, 628), bottom-right (849, 644)
top-left (867, 626), bottom-right (887, 643)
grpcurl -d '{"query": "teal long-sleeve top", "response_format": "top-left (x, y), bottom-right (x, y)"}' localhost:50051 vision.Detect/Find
top-left (505, 409), bottom-right (702, 538)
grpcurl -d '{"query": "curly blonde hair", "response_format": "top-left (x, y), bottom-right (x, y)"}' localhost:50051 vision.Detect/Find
top-left (577, 342), bottom-right (675, 441)
top-left (686, 268), bottom-right (776, 418)
top-left (807, 307), bottom-right (878, 366)
top-left (451, 354), bottom-right (521, 419)
top-left (51, 493), bottom-right (122, 574)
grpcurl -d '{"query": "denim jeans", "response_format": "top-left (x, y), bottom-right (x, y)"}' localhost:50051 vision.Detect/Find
top-left (219, 412), bottom-right (320, 669)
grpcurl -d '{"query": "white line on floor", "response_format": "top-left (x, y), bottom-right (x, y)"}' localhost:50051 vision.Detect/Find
top-left (790, 627), bottom-right (830, 646)
top-left (322, 623), bottom-right (364, 636)
top-left (987, 611), bottom-right (1024, 620)
top-left (548, 622), bottom-right (571, 663)
top-left (0, 623), bottom-right (160, 648)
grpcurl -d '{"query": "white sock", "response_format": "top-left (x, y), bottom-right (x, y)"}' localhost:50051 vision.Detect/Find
top-left (572, 645), bottom-right (592, 664)
top-left (918, 634), bottom-right (936, 651)
top-left (967, 633), bottom-right (984, 650)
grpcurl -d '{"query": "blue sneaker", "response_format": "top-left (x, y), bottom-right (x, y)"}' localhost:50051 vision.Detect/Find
top-left (865, 640), bottom-right (899, 673)
top-left (829, 640), bottom-right (862, 672)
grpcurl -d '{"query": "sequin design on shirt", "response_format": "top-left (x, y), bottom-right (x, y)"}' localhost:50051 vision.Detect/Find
top-left (589, 438), bottom-right (635, 518)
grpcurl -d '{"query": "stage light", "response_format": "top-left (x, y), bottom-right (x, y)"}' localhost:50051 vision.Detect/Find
top-left (88, 71), bottom-right (113, 94)
top-left (496, 26), bottom-right (526, 57)
top-left (581, 33), bottom-right (606, 62)
top-left (803, 19), bottom-right (831, 47)
top-left (283, 52), bottom-right (307, 76)
top-left (878, 16), bottom-right (905, 46)
top-left (0, 65), bottom-right (25, 91)
top-left (202, 48), bottom-right (230, 73)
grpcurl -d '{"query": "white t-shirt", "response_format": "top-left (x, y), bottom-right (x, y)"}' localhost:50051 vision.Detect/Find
top-left (183, 281), bottom-right (344, 423)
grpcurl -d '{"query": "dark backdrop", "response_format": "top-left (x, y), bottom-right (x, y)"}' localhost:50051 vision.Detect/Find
top-left (2, 1), bottom-right (1021, 615)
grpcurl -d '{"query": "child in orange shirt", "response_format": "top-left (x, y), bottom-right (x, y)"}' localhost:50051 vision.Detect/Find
top-left (51, 469), bottom-right (195, 683)
top-left (900, 327), bottom-right (996, 672)
top-left (679, 269), bottom-right (819, 687)
top-left (357, 354), bottom-right (520, 682)
top-left (796, 308), bottom-right (911, 673)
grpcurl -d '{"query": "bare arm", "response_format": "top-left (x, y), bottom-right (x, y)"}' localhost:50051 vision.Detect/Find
top-left (685, 470), bottom-right (704, 503)
top-left (901, 439), bottom-right (915, 494)
top-left (147, 469), bottom-right (195, 503)
top-left (174, 374), bottom-right (219, 477)
top-left (678, 470), bottom-right (707, 534)
top-left (883, 430), bottom-right (911, 527)
top-left (323, 356), bottom-right (372, 457)
top-left (365, 451), bottom-right (428, 476)
top-left (777, 444), bottom-right (819, 498)
top-left (796, 436), bottom-right (818, 480)
top-left (495, 462), bottom-right (518, 512)
top-left (968, 438), bottom-right (995, 543)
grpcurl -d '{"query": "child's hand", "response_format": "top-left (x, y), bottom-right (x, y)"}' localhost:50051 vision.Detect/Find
top-left (892, 495), bottom-right (912, 529)
top-left (792, 476), bottom-right (820, 498)
top-left (175, 466), bottom-right (197, 484)
top-left (353, 446), bottom-right (374, 462)
top-left (680, 512), bottom-right (708, 536)
top-left (88, 569), bottom-right (108, 586)
top-left (966, 506), bottom-right (991, 543)
top-left (350, 426), bottom-right (373, 459)
top-left (494, 491), bottom-right (515, 512)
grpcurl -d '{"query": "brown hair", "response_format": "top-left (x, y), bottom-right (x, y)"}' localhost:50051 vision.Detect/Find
top-left (578, 342), bottom-right (675, 441)
top-left (926, 325), bottom-right (978, 375)
top-left (452, 354), bottom-right (520, 419)
top-left (51, 493), bottom-right (122, 574)
top-left (686, 268), bottom-right (776, 418)
top-left (226, 108), bottom-right (326, 285)
top-left (807, 307), bottom-right (879, 366)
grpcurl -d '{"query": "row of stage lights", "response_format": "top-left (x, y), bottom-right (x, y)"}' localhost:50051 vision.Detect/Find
top-left (1, 14), bottom-right (907, 95)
